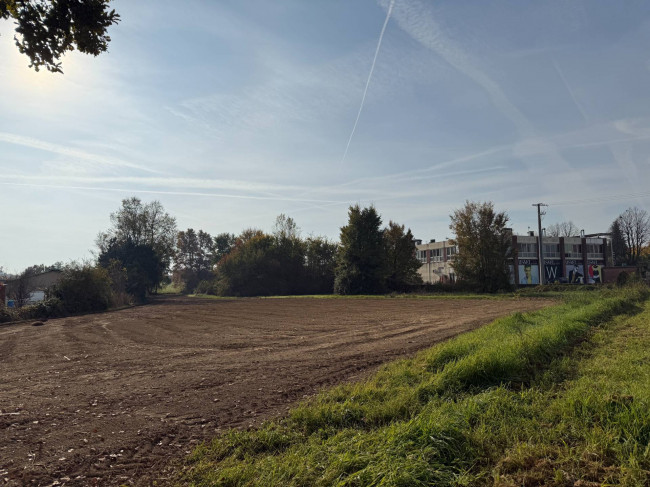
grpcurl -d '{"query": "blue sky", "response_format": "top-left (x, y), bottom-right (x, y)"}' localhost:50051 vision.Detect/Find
top-left (2, 0), bottom-right (650, 272)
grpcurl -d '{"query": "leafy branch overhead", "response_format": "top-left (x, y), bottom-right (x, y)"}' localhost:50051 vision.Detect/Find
top-left (0, 0), bottom-right (120, 72)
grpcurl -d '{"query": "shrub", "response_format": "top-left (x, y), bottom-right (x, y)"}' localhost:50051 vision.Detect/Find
top-left (0, 298), bottom-right (66, 323)
top-left (51, 264), bottom-right (114, 314)
top-left (194, 279), bottom-right (217, 295)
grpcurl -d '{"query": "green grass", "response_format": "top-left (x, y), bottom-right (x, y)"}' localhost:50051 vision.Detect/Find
top-left (179, 286), bottom-right (650, 486)
top-left (158, 282), bottom-right (184, 294)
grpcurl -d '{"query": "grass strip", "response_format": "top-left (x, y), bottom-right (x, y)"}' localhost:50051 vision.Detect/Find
top-left (180, 286), bottom-right (648, 486)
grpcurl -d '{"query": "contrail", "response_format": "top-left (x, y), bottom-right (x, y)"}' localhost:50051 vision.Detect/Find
top-left (0, 181), bottom-right (343, 204)
top-left (0, 132), bottom-right (160, 174)
top-left (552, 58), bottom-right (589, 122)
top-left (341, 0), bottom-right (395, 165)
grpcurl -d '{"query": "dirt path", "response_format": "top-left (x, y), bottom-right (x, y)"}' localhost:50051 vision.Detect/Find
top-left (0, 296), bottom-right (551, 486)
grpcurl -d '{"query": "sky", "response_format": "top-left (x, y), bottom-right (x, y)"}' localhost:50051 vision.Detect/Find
top-left (2, 0), bottom-right (650, 272)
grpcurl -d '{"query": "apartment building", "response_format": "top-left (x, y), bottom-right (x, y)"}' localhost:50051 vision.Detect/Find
top-left (415, 234), bottom-right (609, 285)
top-left (414, 239), bottom-right (458, 284)
top-left (512, 234), bottom-right (608, 285)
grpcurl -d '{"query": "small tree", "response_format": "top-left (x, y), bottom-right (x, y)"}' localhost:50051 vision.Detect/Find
top-left (304, 236), bottom-right (338, 294)
top-left (98, 238), bottom-right (164, 301)
top-left (272, 214), bottom-right (306, 294)
top-left (334, 205), bottom-right (386, 295)
top-left (617, 207), bottom-right (650, 264)
top-left (174, 228), bottom-right (215, 292)
top-left (217, 232), bottom-right (279, 296)
top-left (9, 267), bottom-right (36, 308)
top-left (105, 259), bottom-right (129, 306)
top-left (384, 221), bottom-right (423, 291)
top-left (546, 221), bottom-right (579, 237)
top-left (449, 201), bottom-right (511, 292)
top-left (609, 219), bottom-right (628, 266)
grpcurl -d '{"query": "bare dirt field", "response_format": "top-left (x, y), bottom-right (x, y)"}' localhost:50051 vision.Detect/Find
top-left (0, 296), bottom-right (551, 486)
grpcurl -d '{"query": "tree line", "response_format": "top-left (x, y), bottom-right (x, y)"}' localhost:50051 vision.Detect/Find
top-left (3, 197), bottom-right (423, 318)
top-left (5, 198), bottom-right (649, 320)
top-left (172, 205), bottom-right (422, 296)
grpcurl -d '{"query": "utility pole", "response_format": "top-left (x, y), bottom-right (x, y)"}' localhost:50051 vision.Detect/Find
top-left (532, 203), bottom-right (548, 284)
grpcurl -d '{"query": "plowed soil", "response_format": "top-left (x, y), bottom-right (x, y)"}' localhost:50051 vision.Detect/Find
top-left (0, 296), bottom-right (551, 486)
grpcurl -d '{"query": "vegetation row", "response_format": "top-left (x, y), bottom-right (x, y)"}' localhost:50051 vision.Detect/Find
top-left (3, 197), bottom-right (649, 321)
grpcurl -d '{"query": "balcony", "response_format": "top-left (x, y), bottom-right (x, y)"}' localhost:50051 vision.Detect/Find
top-left (518, 251), bottom-right (538, 259)
top-left (565, 253), bottom-right (582, 259)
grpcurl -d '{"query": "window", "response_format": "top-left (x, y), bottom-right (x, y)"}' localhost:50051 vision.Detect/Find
top-left (543, 243), bottom-right (560, 259)
top-left (416, 249), bottom-right (427, 263)
top-left (446, 246), bottom-right (457, 260)
top-left (564, 243), bottom-right (582, 258)
top-left (517, 242), bottom-right (537, 258)
top-left (586, 243), bottom-right (603, 259)
top-left (431, 248), bottom-right (442, 262)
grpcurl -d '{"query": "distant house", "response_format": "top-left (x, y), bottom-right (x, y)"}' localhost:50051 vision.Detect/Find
top-left (4, 270), bottom-right (63, 306)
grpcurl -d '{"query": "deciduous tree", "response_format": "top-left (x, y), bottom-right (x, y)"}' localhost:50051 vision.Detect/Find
top-left (217, 232), bottom-right (279, 296)
top-left (304, 236), bottom-right (338, 294)
top-left (213, 232), bottom-right (236, 265)
top-left (384, 221), bottom-right (422, 291)
top-left (174, 228), bottom-right (215, 292)
top-left (98, 238), bottom-right (164, 301)
top-left (617, 206), bottom-right (650, 264)
top-left (449, 201), bottom-right (511, 292)
top-left (546, 221), bottom-right (579, 237)
top-left (9, 266), bottom-right (38, 307)
top-left (97, 197), bottom-right (177, 273)
top-left (272, 214), bottom-right (305, 293)
top-left (1, 0), bottom-right (120, 72)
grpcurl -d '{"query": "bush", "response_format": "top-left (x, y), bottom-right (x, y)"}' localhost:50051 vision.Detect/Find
top-left (0, 263), bottom-right (130, 323)
top-left (51, 264), bottom-right (115, 314)
top-left (194, 279), bottom-right (217, 295)
top-left (416, 280), bottom-right (484, 294)
top-left (0, 307), bottom-right (13, 323)
top-left (0, 298), bottom-right (66, 323)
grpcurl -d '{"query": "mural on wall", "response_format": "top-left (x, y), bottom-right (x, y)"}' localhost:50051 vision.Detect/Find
top-left (567, 263), bottom-right (585, 284)
top-left (518, 263), bottom-right (539, 285)
top-left (588, 264), bottom-right (603, 283)
top-left (544, 263), bottom-right (562, 283)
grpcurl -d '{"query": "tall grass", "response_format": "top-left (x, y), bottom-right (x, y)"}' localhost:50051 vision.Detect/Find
top-left (180, 285), bottom-right (649, 486)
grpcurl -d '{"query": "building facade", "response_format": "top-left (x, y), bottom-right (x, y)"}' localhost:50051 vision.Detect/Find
top-left (415, 234), bottom-right (609, 285)
top-left (511, 234), bottom-right (608, 285)
top-left (414, 239), bottom-right (458, 284)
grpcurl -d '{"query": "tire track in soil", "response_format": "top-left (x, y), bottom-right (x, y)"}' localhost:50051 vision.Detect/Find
top-left (0, 296), bottom-right (552, 486)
